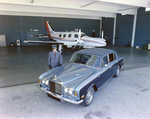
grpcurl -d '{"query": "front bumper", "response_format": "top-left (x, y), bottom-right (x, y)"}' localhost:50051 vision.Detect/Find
top-left (40, 87), bottom-right (83, 105)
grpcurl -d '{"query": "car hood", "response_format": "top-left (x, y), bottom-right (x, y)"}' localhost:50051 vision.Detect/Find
top-left (40, 63), bottom-right (97, 86)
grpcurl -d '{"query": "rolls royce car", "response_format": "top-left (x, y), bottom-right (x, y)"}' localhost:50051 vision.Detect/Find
top-left (39, 48), bottom-right (124, 106)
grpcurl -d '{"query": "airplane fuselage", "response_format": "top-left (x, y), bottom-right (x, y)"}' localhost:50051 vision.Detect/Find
top-left (50, 31), bottom-right (106, 48)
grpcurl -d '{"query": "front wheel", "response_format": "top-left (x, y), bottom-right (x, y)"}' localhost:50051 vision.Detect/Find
top-left (83, 87), bottom-right (95, 106)
top-left (114, 65), bottom-right (120, 77)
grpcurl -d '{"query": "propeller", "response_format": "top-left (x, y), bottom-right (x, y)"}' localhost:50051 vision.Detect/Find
top-left (79, 28), bottom-right (81, 40)
top-left (73, 42), bottom-right (79, 49)
top-left (58, 44), bottom-right (63, 53)
top-left (73, 29), bottom-right (83, 49)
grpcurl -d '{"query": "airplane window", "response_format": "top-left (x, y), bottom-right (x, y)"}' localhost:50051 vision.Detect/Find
top-left (68, 34), bottom-right (71, 38)
top-left (63, 34), bottom-right (66, 37)
top-left (59, 34), bottom-right (62, 37)
top-left (74, 34), bottom-right (78, 38)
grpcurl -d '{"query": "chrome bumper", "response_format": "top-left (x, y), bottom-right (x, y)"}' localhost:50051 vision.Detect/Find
top-left (40, 87), bottom-right (83, 105)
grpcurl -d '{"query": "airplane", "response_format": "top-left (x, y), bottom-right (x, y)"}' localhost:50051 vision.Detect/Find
top-left (24, 21), bottom-right (106, 53)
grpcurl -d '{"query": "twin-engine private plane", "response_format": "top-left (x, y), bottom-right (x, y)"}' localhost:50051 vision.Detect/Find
top-left (24, 21), bottom-right (107, 52)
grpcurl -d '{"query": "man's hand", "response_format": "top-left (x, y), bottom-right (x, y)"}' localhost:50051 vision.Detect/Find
top-left (58, 64), bottom-right (62, 66)
top-left (49, 65), bottom-right (52, 69)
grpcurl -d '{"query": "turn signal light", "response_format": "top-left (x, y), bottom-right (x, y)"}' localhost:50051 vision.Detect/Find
top-left (74, 92), bottom-right (77, 97)
top-left (39, 79), bottom-right (41, 83)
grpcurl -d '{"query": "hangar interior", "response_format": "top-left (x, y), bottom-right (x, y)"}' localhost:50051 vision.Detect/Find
top-left (0, 1), bottom-right (150, 49)
top-left (0, 0), bottom-right (150, 119)
top-left (0, 8), bottom-right (150, 48)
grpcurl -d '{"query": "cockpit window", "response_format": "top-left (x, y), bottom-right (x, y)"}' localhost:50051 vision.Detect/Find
top-left (81, 33), bottom-right (86, 37)
top-left (70, 53), bottom-right (101, 68)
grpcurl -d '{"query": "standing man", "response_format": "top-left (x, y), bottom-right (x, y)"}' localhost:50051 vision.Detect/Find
top-left (48, 45), bottom-right (63, 69)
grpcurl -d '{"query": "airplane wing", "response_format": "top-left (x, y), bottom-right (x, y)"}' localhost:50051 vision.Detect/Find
top-left (24, 40), bottom-right (64, 53)
top-left (24, 40), bottom-right (64, 44)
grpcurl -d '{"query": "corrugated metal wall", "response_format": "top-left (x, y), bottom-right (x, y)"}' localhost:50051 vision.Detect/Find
top-left (102, 17), bottom-right (114, 45)
top-left (135, 8), bottom-right (150, 48)
top-left (115, 14), bottom-right (134, 47)
top-left (1, 8), bottom-right (150, 48)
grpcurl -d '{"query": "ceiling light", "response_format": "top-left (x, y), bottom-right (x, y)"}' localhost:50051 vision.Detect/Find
top-left (145, 8), bottom-right (150, 11)
top-left (122, 13), bottom-right (127, 15)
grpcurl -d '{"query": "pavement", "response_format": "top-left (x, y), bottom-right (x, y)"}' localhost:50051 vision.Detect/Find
top-left (0, 65), bottom-right (150, 119)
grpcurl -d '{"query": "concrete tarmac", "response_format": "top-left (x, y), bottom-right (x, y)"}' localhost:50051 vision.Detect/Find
top-left (0, 45), bottom-right (150, 88)
top-left (0, 66), bottom-right (150, 119)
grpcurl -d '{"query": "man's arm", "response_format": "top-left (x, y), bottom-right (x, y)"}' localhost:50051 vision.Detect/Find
top-left (59, 52), bottom-right (63, 66)
top-left (48, 52), bottom-right (52, 69)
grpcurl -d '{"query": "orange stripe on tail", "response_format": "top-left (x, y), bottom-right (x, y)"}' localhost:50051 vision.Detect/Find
top-left (45, 21), bottom-right (51, 37)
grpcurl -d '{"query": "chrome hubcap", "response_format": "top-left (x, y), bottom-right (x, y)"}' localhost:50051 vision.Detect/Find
top-left (86, 88), bottom-right (94, 104)
top-left (117, 66), bottom-right (120, 75)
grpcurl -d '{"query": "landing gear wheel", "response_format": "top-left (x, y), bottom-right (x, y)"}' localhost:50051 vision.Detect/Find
top-left (83, 87), bottom-right (94, 106)
top-left (114, 65), bottom-right (120, 77)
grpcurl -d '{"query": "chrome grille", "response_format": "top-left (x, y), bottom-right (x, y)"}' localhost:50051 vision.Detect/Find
top-left (49, 80), bottom-right (62, 95)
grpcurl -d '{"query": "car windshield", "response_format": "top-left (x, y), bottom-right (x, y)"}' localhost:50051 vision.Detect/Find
top-left (70, 53), bottom-right (101, 68)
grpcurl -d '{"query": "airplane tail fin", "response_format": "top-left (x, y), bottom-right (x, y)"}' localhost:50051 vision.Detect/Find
top-left (45, 21), bottom-right (54, 37)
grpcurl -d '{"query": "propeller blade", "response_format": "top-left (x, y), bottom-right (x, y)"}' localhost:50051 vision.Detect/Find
top-left (79, 28), bottom-right (81, 40)
top-left (58, 44), bottom-right (63, 53)
top-left (73, 42), bottom-right (79, 49)
top-left (102, 30), bottom-right (104, 39)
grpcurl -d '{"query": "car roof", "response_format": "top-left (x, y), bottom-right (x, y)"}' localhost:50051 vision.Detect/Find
top-left (74, 48), bottom-right (115, 57)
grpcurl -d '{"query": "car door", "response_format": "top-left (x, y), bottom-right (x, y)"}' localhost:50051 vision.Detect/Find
top-left (95, 55), bottom-right (113, 88)
top-left (109, 52), bottom-right (118, 76)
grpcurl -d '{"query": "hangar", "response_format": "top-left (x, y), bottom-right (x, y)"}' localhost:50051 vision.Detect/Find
top-left (0, 0), bottom-right (150, 119)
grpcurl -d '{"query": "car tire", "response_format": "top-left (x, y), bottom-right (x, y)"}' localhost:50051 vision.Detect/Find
top-left (114, 65), bottom-right (120, 77)
top-left (83, 86), bottom-right (95, 106)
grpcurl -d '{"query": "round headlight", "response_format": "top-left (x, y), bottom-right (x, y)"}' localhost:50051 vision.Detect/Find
top-left (64, 88), bottom-right (68, 93)
top-left (69, 89), bottom-right (73, 95)
top-left (45, 80), bottom-right (49, 85)
top-left (42, 80), bottom-right (45, 84)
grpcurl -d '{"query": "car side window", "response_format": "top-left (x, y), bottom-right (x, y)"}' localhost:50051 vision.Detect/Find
top-left (102, 55), bottom-right (108, 67)
top-left (109, 53), bottom-right (116, 62)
